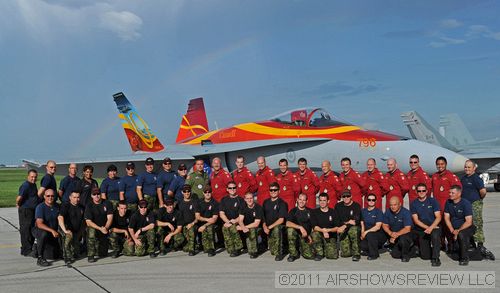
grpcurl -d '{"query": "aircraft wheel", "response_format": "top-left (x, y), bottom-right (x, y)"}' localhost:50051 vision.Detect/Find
top-left (494, 183), bottom-right (500, 192)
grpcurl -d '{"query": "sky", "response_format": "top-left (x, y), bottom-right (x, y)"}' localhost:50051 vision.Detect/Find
top-left (0, 0), bottom-right (499, 164)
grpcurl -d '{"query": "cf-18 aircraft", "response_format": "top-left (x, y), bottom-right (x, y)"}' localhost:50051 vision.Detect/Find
top-left (401, 111), bottom-right (500, 190)
top-left (25, 93), bottom-right (468, 177)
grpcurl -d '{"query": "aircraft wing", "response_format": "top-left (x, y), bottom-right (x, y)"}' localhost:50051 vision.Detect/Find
top-left (459, 151), bottom-right (500, 172)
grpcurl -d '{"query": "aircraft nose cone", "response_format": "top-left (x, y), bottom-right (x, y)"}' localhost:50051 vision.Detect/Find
top-left (448, 154), bottom-right (469, 174)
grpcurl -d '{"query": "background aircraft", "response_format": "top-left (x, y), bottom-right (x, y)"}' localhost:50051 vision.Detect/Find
top-left (25, 93), bottom-right (468, 178)
top-left (401, 111), bottom-right (500, 191)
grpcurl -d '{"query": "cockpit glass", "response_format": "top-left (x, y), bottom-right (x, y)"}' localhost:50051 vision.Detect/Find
top-left (270, 108), bottom-right (350, 127)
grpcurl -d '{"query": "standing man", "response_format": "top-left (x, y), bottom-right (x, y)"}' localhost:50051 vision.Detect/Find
top-left (407, 155), bottom-right (431, 208)
top-left (385, 158), bottom-right (409, 209)
top-left (383, 196), bottom-right (415, 262)
top-left (128, 199), bottom-right (157, 258)
top-left (361, 158), bottom-right (387, 209)
top-left (168, 164), bottom-right (189, 203)
top-left (296, 158), bottom-right (320, 209)
top-left (219, 181), bottom-right (245, 257)
top-left (360, 193), bottom-right (386, 260)
top-left (177, 185), bottom-right (200, 256)
top-left (196, 185), bottom-right (219, 257)
top-left (255, 156), bottom-right (276, 206)
top-left (38, 160), bottom-right (57, 200)
top-left (286, 194), bottom-right (315, 262)
top-left (16, 169), bottom-right (40, 257)
top-left (275, 159), bottom-right (300, 211)
top-left (58, 163), bottom-right (79, 203)
top-left (444, 185), bottom-right (475, 266)
top-left (232, 155), bottom-right (258, 197)
top-left (100, 164), bottom-right (120, 210)
top-left (33, 189), bottom-right (60, 266)
top-left (75, 165), bottom-right (99, 208)
top-left (335, 190), bottom-right (362, 261)
top-left (137, 157), bottom-right (158, 212)
top-left (410, 183), bottom-right (442, 266)
top-left (156, 199), bottom-right (185, 255)
top-left (311, 193), bottom-right (339, 261)
top-left (210, 157), bottom-right (232, 202)
top-left (156, 157), bottom-right (176, 208)
top-left (262, 182), bottom-right (288, 261)
top-left (237, 192), bottom-right (264, 259)
top-left (84, 188), bottom-right (113, 263)
top-left (318, 160), bottom-right (342, 208)
top-left (58, 191), bottom-right (85, 265)
top-left (109, 201), bottom-right (134, 258)
top-left (185, 159), bottom-right (209, 200)
top-left (119, 162), bottom-right (139, 211)
top-left (339, 157), bottom-right (365, 206)
top-left (461, 160), bottom-right (494, 260)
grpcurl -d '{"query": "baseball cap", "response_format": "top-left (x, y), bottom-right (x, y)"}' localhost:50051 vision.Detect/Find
top-left (341, 190), bottom-right (352, 197)
top-left (126, 161), bottom-right (135, 169)
top-left (145, 157), bottom-right (154, 165)
top-left (138, 199), bottom-right (148, 208)
top-left (182, 184), bottom-right (191, 192)
top-left (178, 163), bottom-right (187, 171)
top-left (107, 164), bottom-right (117, 172)
top-left (164, 199), bottom-right (174, 206)
top-left (203, 185), bottom-right (212, 193)
top-left (163, 157), bottom-right (172, 164)
top-left (91, 187), bottom-right (100, 195)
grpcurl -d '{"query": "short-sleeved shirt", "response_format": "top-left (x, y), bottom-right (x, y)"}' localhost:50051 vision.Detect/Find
top-left (198, 198), bottom-right (220, 220)
top-left (35, 202), bottom-right (60, 230)
top-left (287, 207), bottom-right (313, 235)
top-left (84, 200), bottom-right (113, 227)
top-left (220, 195), bottom-right (245, 220)
top-left (100, 177), bottom-right (121, 201)
top-left (118, 175), bottom-right (138, 204)
top-left (168, 176), bottom-right (186, 202)
top-left (262, 197), bottom-right (288, 226)
top-left (444, 198), bottom-right (473, 229)
top-left (137, 171), bottom-right (157, 196)
top-left (461, 173), bottom-right (484, 203)
top-left (383, 207), bottom-right (413, 231)
top-left (59, 175), bottom-right (80, 203)
top-left (129, 211), bottom-right (155, 234)
top-left (18, 181), bottom-right (40, 209)
top-left (156, 208), bottom-right (181, 229)
top-left (361, 208), bottom-right (384, 230)
top-left (177, 199), bottom-right (199, 226)
top-left (112, 210), bottom-right (131, 230)
top-left (40, 174), bottom-right (57, 193)
top-left (410, 197), bottom-right (440, 227)
top-left (334, 201), bottom-right (361, 226)
top-left (312, 208), bottom-right (337, 229)
top-left (59, 202), bottom-right (84, 232)
top-left (239, 203), bottom-right (264, 226)
top-left (75, 178), bottom-right (99, 208)
top-left (157, 170), bottom-right (177, 197)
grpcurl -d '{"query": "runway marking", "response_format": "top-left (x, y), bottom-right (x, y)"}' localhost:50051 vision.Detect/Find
top-left (0, 244), bottom-right (19, 248)
top-left (0, 216), bottom-right (19, 231)
top-left (71, 266), bottom-right (111, 293)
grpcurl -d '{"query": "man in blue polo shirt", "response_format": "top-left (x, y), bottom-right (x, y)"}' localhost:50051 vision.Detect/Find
top-left (410, 183), bottom-right (442, 266)
top-left (16, 169), bottom-right (41, 256)
top-left (33, 189), bottom-right (60, 267)
top-left (383, 196), bottom-right (415, 262)
top-left (360, 193), bottom-right (386, 260)
top-left (38, 160), bottom-right (57, 199)
top-left (156, 157), bottom-right (176, 208)
top-left (119, 162), bottom-right (139, 211)
top-left (444, 185), bottom-right (476, 266)
top-left (168, 164), bottom-right (188, 203)
top-left (101, 164), bottom-right (121, 210)
top-left (137, 157), bottom-right (158, 211)
top-left (461, 160), bottom-right (494, 260)
top-left (58, 163), bottom-right (79, 203)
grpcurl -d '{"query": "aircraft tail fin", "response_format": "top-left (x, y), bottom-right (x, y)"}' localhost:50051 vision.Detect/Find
top-left (113, 92), bottom-right (165, 152)
top-left (439, 113), bottom-right (476, 147)
top-left (176, 97), bottom-right (209, 143)
top-left (401, 111), bottom-right (459, 152)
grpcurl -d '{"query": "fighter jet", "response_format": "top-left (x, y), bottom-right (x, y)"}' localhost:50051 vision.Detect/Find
top-left (25, 93), bottom-right (468, 177)
top-left (401, 111), bottom-right (500, 191)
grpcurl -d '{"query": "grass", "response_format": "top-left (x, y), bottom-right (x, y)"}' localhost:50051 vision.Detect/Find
top-left (0, 168), bottom-right (103, 208)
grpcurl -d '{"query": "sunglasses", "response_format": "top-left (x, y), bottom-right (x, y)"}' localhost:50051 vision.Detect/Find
top-left (342, 195), bottom-right (351, 198)
top-left (45, 195), bottom-right (55, 198)
top-left (227, 187), bottom-right (237, 190)
top-left (367, 199), bottom-right (376, 202)
top-left (139, 206), bottom-right (147, 209)
top-left (417, 190), bottom-right (427, 193)
top-left (203, 191), bottom-right (211, 193)
top-left (269, 189), bottom-right (279, 192)
top-left (409, 161), bottom-right (418, 164)
top-left (182, 190), bottom-right (190, 193)
top-left (91, 193), bottom-right (100, 196)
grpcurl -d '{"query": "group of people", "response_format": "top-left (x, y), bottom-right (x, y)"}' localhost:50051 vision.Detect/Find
top-left (16, 154), bottom-right (494, 268)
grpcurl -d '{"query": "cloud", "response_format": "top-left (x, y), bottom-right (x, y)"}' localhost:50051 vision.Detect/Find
top-left (382, 29), bottom-right (429, 39)
top-left (440, 19), bottom-right (462, 29)
top-left (429, 36), bottom-right (466, 48)
top-left (302, 82), bottom-right (384, 100)
top-left (466, 25), bottom-right (500, 40)
top-left (100, 10), bottom-right (142, 41)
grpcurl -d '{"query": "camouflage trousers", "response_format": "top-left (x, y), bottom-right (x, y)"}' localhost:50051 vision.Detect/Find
top-left (87, 227), bottom-right (109, 257)
top-left (134, 229), bottom-right (156, 256)
top-left (109, 232), bottom-right (135, 256)
top-left (339, 226), bottom-right (360, 257)
top-left (127, 204), bottom-right (138, 212)
top-left (143, 195), bottom-right (158, 213)
top-left (182, 225), bottom-right (197, 253)
top-left (241, 228), bottom-right (261, 255)
top-left (59, 228), bottom-right (83, 260)
top-left (287, 228), bottom-right (314, 259)
top-left (200, 225), bottom-right (216, 252)
top-left (472, 200), bottom-right (484, 243)
top-left (267, 225), bottom-right (285, 256)
top-left (222, 224), bottom-right (243, 254)
top-left (156, 227), bottom-right (185, 251)
top-left (311, 231), bottom-right (338, 259)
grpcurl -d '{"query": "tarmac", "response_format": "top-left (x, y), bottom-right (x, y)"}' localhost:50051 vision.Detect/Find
top-left (1, 188), bottom-right (499, 292)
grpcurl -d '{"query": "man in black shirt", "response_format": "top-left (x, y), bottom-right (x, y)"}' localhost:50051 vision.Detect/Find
top-left (334, 190), bottom-right (361, 261)
top-left (84, 188), bottom-right (113, 263)
top-left (16, 169), bottom-right (40, 257)
top-left (196, 185), bottom-right (219, 257)
top-left (311, 193), bottom-right (339, 261)
top-left (109, 201), bottom-right (134, 258)
top-left (220, 181), bottom-right (245, 257)
top-left (58, 191), bottom-right (84, 265)
top-left (75, 165), bottom-right (99, 208)
top-left (286, 193), bottom-right (315, 262)
top-left (262, 182), bottom-right (288, 261)
top-left (156, 199), bottom-right (185, 255)
top-left (129, 199), bottom-right (156, 257)
top-left (177, 184), bottom-right (200, 256)
top-left (237, 192), bottom-right (264, 259)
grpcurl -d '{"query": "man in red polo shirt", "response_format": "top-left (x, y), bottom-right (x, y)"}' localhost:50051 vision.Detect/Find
top-left (432, 156), bottom-right (461, 212)
top-left (255, 156), bottom-right (276, 206)
top-left (338, 157), bottom-right (365, 206)
top-left (406, 154), bottom-right (431, 208)
top-left (210, 157), bottom-right (232, 202)
top-left (275, 159), bottom-right (300, 211)
top-left (296, 158), bottom-right (320, 209)
top-left (232, 155), bottom-right (257, 198)
top-left (318, 160), bottom-right (343, 208)
top-left (361, 158), bottom-right (388, 209)
top-left (384, 158), bottom-right (409, 208)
